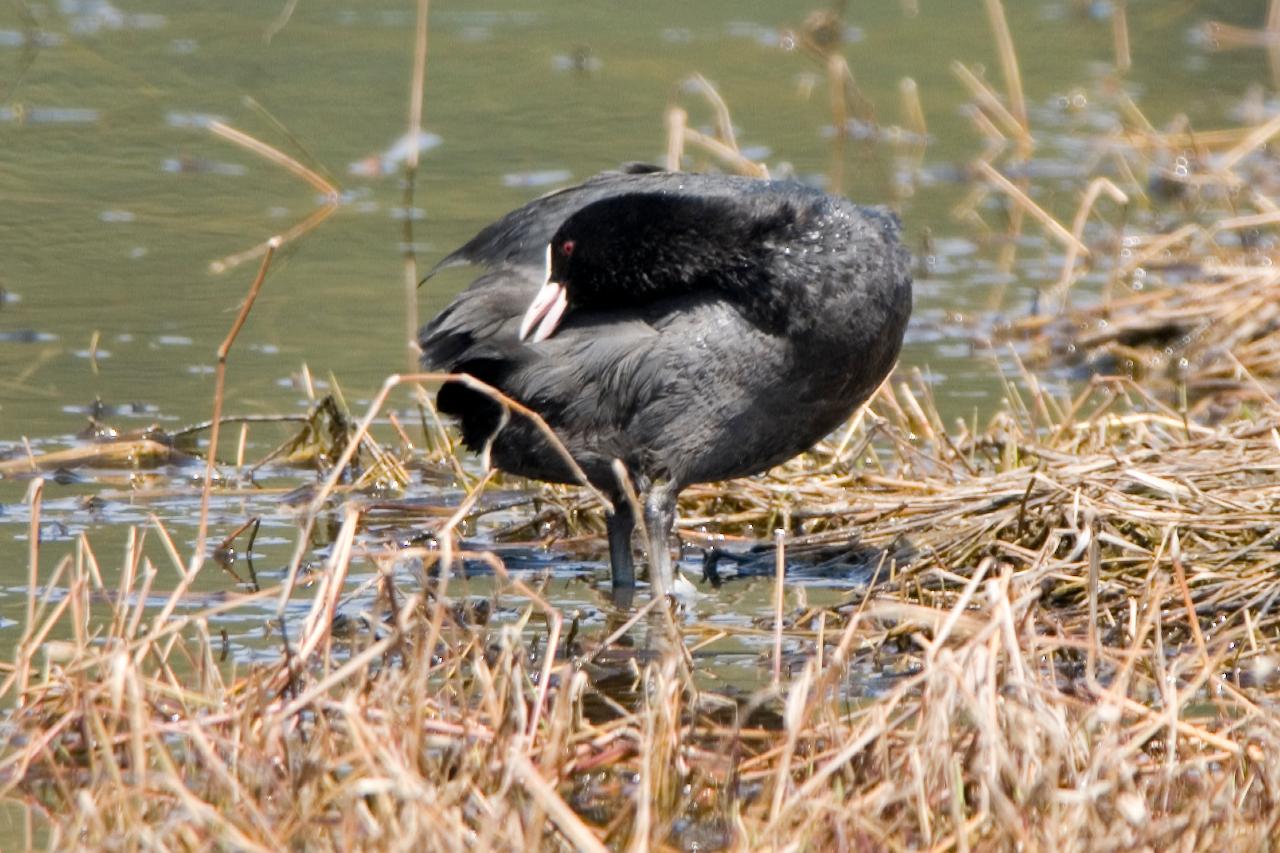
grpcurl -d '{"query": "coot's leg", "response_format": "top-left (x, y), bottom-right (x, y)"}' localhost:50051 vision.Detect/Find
top-left (643, 481), bottom-right (679, 597)
top-left (606, 501), bottom-right (636, 588)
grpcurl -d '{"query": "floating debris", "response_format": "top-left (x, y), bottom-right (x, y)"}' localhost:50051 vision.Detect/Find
top-left (165, 111), bottom-right (225, 129)
top-left (347, 129), bottom-right (442, 177)
top-left (0, 329), bottom-right (56, 343)
top-left (501, 169), bottom-right (572, 189)
top-left (60, 399), bottom-right (156, 418)
top-left (551, 47), bottom-right (602, 74)
top-left (0, 29), bottom-right (64, 48)
top-left (724, 20), bottom-right (781, 48)
top-left (0, 106), bottom-right (99, 124)
top-left (58, 0), bottom-right (166, 34)
top-left (161, 157), bottom-right (246, 176)
top-left (388, 206), bottom-right (425, 222)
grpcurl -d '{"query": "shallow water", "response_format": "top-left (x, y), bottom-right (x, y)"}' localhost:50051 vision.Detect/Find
top-left (0, 0), bottom-right (1273, 749)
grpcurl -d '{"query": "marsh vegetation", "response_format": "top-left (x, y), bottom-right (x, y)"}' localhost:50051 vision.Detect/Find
top-left (3, 0), bottom-right (1280, 849)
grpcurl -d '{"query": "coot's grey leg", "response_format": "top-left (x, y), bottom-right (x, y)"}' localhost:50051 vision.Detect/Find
top-left (643, 481), bottom-right (679, 597)
top-left (606, 501), bottom-right (636, 589)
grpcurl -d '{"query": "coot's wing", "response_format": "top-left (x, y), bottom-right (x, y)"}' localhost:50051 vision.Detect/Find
top-left (419, 263), bottom-right (664, 433)
top-left (426, 164), bottom-right (668, 274)
top-left (418, 266), bottom-right (527, 370)
top-left (420, 267), bottom-right (675, 486)
top-left (473, 308), bottom-right (691, 489)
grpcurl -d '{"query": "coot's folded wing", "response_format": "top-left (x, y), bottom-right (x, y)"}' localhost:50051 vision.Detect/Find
top-left (418, 267), bottom-right (527, 369)
top-left (418, 262), bottom-right (663, 456)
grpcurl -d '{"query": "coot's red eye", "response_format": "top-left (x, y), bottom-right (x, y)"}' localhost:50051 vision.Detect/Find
top-left (561, 239), bottom-right (575, 256)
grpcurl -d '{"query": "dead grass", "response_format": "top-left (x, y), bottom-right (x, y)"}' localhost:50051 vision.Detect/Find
top-left (947, 11), bottom-right (1280, 414)
top-left (4, 360), bottom-right (1280, 849)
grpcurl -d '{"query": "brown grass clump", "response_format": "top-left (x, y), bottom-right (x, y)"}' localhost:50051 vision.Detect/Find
top-left (1019, 265), bottom-right (1280, 419)
top-left (4, 366), bottom-right (1280, 850)
top-left (954, 47), bottom-right (1280, 415)
top-left (930, 2), bottom-right (1280, 419)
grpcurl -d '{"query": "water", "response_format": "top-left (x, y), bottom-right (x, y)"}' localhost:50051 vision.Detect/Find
top-left (0, 0), bottom-right (1272, 728)
top-left (1, 1), bottom-right (1264, 426)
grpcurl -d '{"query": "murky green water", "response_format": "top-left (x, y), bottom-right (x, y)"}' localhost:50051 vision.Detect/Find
top-left (0, 0), bottom-right (1272, 741)
top-left (2, 0), bottom-right (1265, 426)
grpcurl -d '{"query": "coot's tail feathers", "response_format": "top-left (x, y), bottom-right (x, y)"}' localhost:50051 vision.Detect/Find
top-left (424, 164), bottom-right (668, 278)
top-left (418, 269), bottom-right (534, 452)
top-left (434, 353), bottom-right (518, 450)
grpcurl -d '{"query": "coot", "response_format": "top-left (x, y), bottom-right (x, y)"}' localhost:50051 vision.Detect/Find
top-left (419, 166), bottom-right (912, 595)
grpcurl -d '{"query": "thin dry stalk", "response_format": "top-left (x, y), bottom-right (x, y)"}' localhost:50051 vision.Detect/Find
top-left (665, 106), bottom-right (687, 170)
top-left (194, 237), bottom-right (280, 570)
top-left (206, 122), bottom-right (338, 273)
top-left (402, 0), bottom-right (431, 371)
top-left (1112, 0), bottom-right (1131, 72)
top-left (951, 59), bottom-right (1027, 146)
top-left (207, 121), bottom-right (337, 198)
top-left (771, 528), bottom-right (786, 686)
top-left (974, 160), bottom-right (1086, 255)
top-left (1048, 177), bottom-right (1130, 310)
top-left (981, 0), bottom-right (1027, 136)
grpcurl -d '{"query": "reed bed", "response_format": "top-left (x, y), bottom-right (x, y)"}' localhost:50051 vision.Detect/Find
top-left (7, 3), bottom-right (1280, 850)
top-left (1016, 264), bottom-right (1280, 418)
top-left (4, 363), bottom-right (1280, 850)
top-left (953, 22), bottom-right (1280, 411)
top-left (913, 0), bottom-right (1280, 420)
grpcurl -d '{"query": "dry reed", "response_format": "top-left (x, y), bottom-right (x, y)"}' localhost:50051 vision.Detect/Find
top-left (989, 96), bottom-right (1280, 413)
top-left (5, 362), bottom-right (1280, 849)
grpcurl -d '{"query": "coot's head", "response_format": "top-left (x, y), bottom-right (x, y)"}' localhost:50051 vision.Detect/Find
top-left (518, 190), bottom-right (804, 342)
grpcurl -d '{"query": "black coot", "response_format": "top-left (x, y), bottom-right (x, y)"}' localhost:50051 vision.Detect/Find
top-left (419, 166), bottom-right (912, 595)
